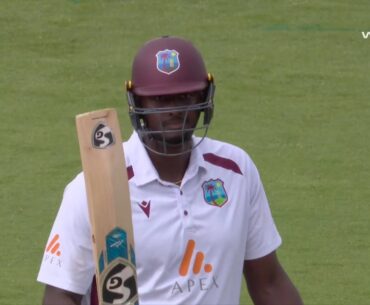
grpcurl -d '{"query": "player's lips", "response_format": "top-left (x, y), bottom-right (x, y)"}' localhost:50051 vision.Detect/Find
top-left (163, 119), bottom-right (186, 130)
top-left (164, 123), bottom-right (183, 130)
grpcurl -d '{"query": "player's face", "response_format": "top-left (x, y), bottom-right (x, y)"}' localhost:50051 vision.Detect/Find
top-left (138, 90), bottom-right (205, 149)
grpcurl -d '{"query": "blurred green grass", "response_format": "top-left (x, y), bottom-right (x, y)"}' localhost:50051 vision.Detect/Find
top-left (1, 1), bottom-right (369, 304)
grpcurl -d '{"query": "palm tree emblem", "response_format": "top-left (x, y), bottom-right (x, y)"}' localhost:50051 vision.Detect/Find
top-left (202, 179), bottom-right (228, 207)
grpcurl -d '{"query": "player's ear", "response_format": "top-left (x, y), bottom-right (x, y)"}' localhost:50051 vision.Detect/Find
top-left (133, 94), bottom-right (143, 108)
top-left (201, 88), bottom-right (208, 102)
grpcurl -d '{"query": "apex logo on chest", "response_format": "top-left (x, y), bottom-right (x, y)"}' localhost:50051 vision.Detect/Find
top-left (202, 179), bottom-right (228, 207)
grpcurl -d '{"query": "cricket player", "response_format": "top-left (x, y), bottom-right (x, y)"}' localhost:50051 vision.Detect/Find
top-left (38, 36), bottom-right (304, 305)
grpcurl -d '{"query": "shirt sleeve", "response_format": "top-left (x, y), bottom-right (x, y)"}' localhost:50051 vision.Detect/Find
top-left (37, 173), bottom-right (95, 295)
top-left (244, 160), bottom-right (282, 260)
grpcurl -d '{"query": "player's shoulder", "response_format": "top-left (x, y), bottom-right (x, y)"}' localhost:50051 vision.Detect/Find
top-left (63, 171), bottom-right (86, 197)
top-left (55, 172), bottom-right (90, 223)
top-left (67, 171), bottom-right (85, 186)
top-left (199, 136), bottom-right (255, 175)
top-left (201, 136), bottom-right (246, 153)
top-left (201, 136), bottom-right (252, 160)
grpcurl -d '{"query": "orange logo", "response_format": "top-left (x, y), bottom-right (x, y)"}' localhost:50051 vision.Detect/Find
top-left (46, 234), bottom-right (61, 256)
top-left (179, 240), bottom-right (212, 276)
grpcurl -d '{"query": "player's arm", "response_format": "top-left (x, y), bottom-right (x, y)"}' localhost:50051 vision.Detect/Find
top-left (243, 251), bottom-right (303, 305)
top-left (42, 285), bottom-right (83, 305)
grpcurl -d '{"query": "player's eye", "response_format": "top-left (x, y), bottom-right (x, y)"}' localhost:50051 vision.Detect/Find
top-left (178, 93), bottom-right (201, 103)
top-left (141, 91), bottom-right (204, 107)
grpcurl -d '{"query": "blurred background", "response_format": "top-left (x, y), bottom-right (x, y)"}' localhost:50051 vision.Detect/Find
top-left (1, 1), bottom-right (369, 304)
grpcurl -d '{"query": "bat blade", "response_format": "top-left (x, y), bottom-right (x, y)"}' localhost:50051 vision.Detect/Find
top-left (76, 108), bottom-right (138, 305)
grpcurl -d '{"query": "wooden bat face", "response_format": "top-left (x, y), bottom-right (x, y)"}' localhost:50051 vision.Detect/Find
top-left (76, 109), bottom-right (139, 305)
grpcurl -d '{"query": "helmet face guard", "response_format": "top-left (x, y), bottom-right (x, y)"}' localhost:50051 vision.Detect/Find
top-left (125, 36), bottom-right (215, 156)
top-left (126, 77), bottom-right (215, 156)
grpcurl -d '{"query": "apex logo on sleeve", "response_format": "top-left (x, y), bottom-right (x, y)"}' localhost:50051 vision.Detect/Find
top-left (46, 234), bottom-right (61, 256)
top-left (43, 234), bottom-right (62, 268)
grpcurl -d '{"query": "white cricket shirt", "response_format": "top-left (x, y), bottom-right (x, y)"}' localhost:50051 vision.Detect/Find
top-left (37, 132), bottom-right (282, 305)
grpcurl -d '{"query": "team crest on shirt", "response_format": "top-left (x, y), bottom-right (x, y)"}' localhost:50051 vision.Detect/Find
top-left (202, 179), bottom-right (228, 207)
top-left (156, 49), bottom-right (180, 75)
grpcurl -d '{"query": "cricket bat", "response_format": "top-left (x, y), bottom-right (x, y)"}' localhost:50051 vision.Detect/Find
top-left (76, 108), bottom-right (138, 305)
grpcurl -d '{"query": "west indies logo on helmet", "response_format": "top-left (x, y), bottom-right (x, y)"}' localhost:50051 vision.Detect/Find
top-left (156, 49), bottom-right (180, 75)
top-left (125, 36), bottom-right (215, 156)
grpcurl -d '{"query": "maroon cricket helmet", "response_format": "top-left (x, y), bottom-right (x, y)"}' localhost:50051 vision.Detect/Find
top-left (130, 36), bottom-right (209, 96)
top-left (126, 36), bottom-right (215, 156)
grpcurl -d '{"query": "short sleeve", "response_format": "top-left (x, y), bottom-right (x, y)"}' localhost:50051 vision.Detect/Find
top-left (37, 173), bottom-right (95, 295)
top-left (244, 161), bottom-right (282, 260)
